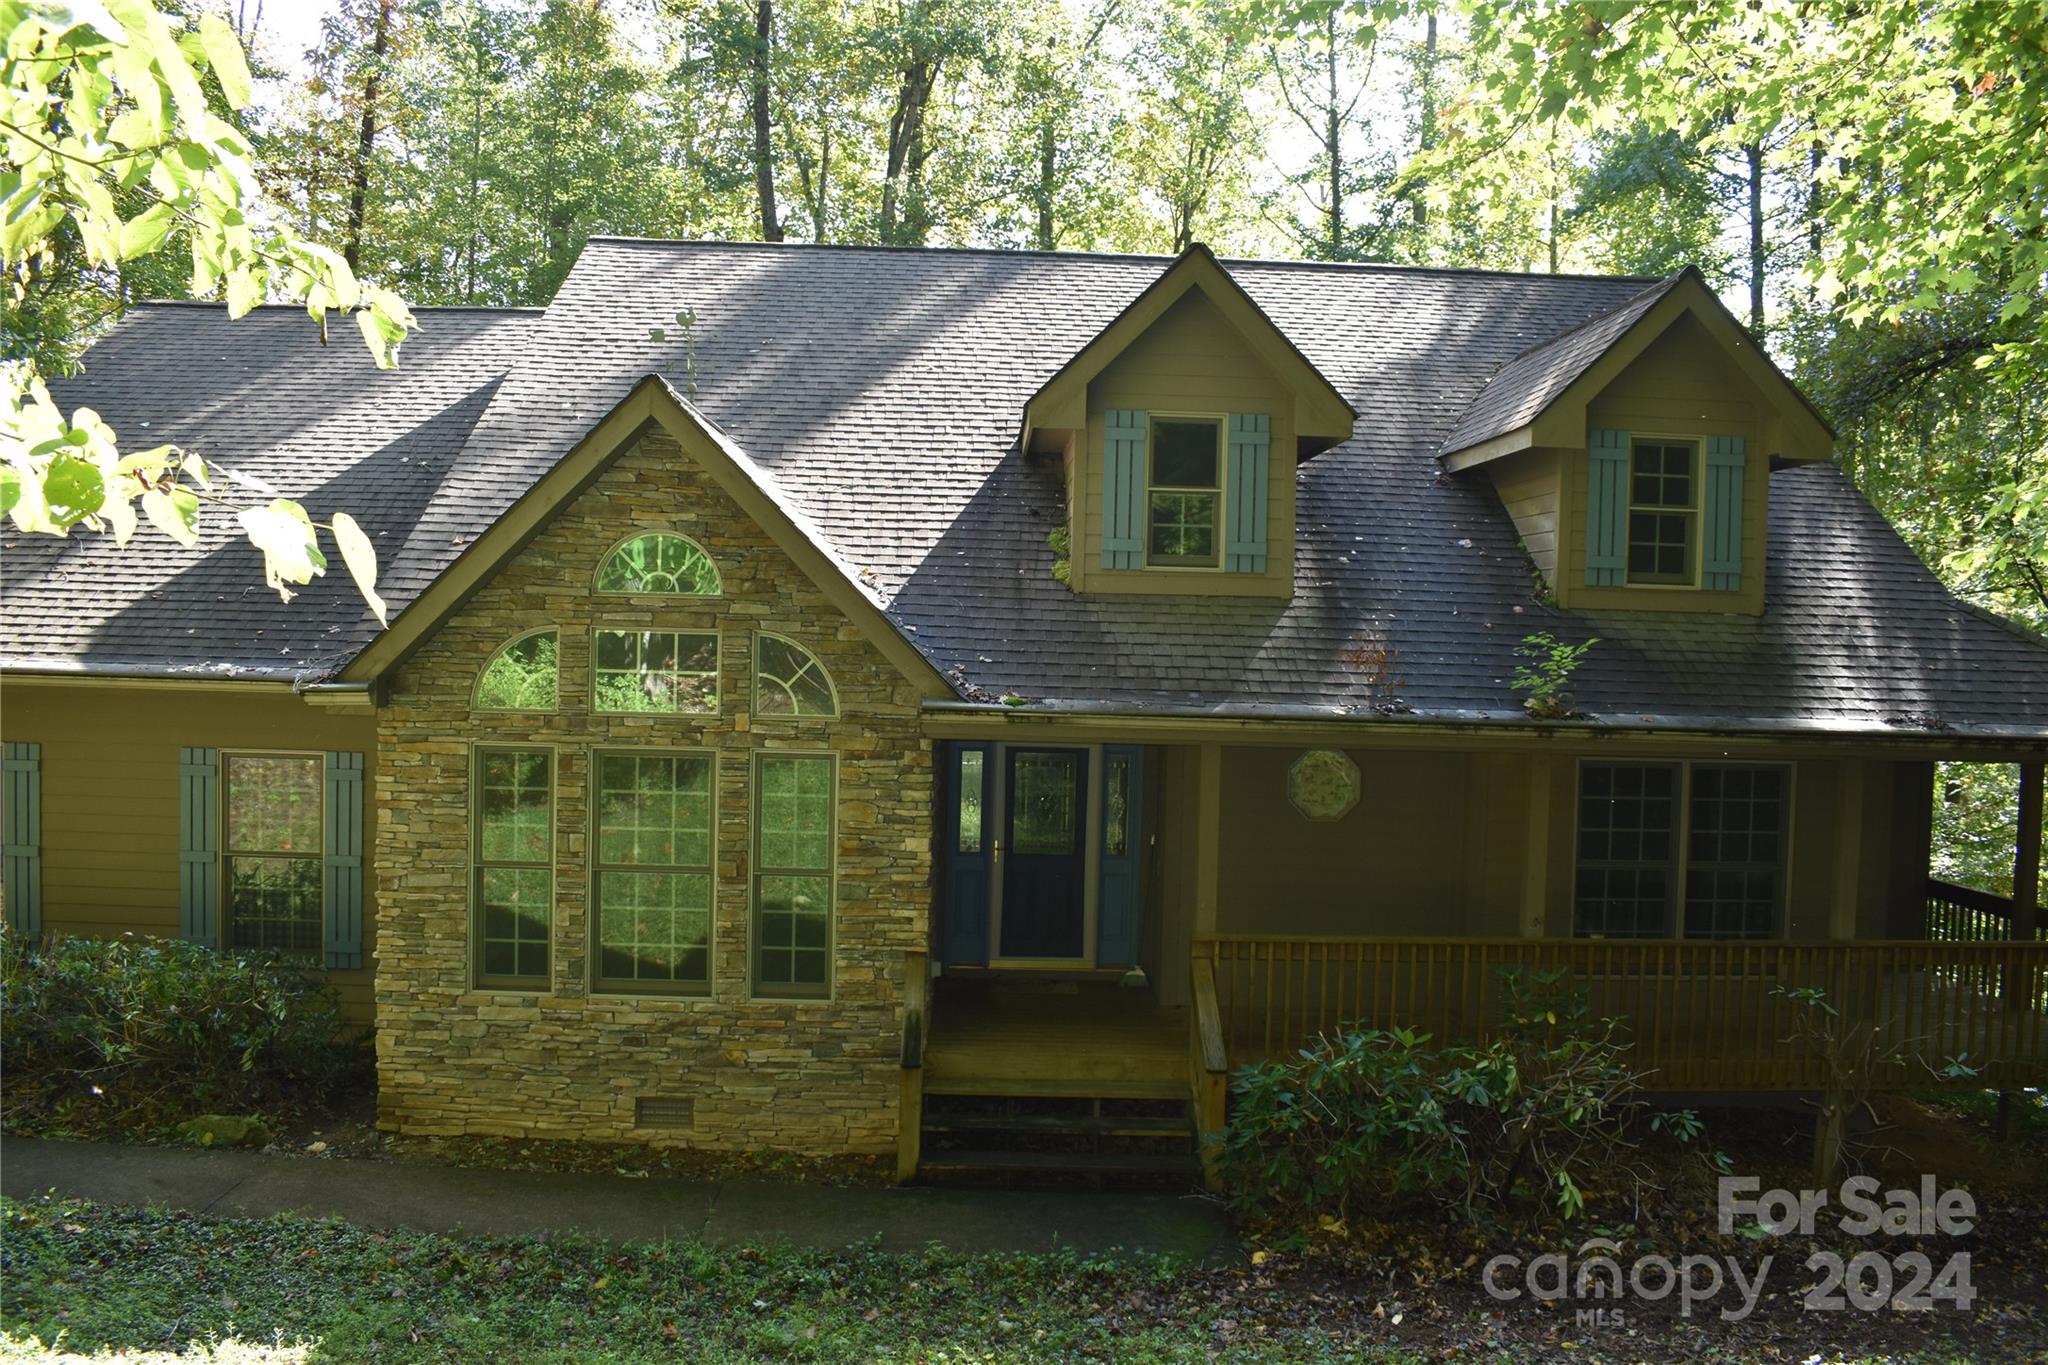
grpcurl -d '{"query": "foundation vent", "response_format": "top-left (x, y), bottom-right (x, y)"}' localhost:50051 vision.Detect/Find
top-left (634, 1097), bottom-right (695, 1130)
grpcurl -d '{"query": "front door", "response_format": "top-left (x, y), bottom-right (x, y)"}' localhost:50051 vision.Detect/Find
top-left (999, 747), bottom-right (1088, 958)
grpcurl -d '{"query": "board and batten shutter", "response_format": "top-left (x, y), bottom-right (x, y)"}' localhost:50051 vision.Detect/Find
top-left (1702, 435), bottom-right (1747, 592)
top-left (323, 751), bottom-right (366, 970)
top-left (1100, 409), bottom-right (1147, 570)
top-left (178, 747), bottom-right (220, 947)
top-left (1224, 413), bottom-right (1271, 574)
top-left (3, 742), bottom-right (42, 940)
top-left (1585, 428), bottom-right (1631, 588)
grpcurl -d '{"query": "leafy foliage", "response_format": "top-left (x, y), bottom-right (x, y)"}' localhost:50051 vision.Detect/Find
top-left (1215, 967), bottom-right (1678, 1225)
top-left (0, 935), bottom-right (362, 1137)
top-left (1510, 631), bottom-right (1597, 720)
top-left (3, 0), bottom-right (412, 619)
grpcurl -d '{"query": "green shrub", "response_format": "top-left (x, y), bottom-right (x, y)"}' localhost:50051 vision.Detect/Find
top-left (1214, 968), bottom-right (1673, 1225)
top-left (1, 934), bottom-right (363, 1137)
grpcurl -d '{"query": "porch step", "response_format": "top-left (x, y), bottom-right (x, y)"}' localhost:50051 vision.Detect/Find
top-left (920, 1110), bottom-right (1194, 1139)
top-left (917, 1147), bottom-right (1203, 1181)
top-left (922, 1073), bottom-right (1189, 1100)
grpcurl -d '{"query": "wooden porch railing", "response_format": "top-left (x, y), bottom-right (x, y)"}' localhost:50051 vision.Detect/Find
top-left (1925, 876), bottom-right (2044, 943)
top-left (1193, 936), bottom-right (2048, 1092)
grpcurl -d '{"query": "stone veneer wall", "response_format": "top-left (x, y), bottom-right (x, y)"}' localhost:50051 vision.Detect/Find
top-left (374, 431), bottom-right (932, 1153)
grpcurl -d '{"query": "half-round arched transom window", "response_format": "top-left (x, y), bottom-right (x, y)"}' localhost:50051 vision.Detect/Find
top-left (595, 533), bottom-right (721, 596)
top-left (755, 633), bottom-right (837, 717)
top-left (476, 629), bottom-right (559, 711)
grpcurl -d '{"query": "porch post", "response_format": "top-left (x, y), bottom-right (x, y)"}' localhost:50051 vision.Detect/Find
top-left (1520, 755), bottom-right (1553, 938)
top-left (1828, 762), bottom-right (1866, 940)
top-left (2014, 760), bottom-right (2043, 944)
top-left (1195, 742), bottom-right (1223, 937)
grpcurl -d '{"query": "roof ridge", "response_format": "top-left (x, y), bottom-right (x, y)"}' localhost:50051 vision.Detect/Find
top-left (1489, 272), bottom-right (1682, 369)
top-left (125, 300), bottom-right (547, 313)
top-left (579, 234), bottom-right (1667, 285)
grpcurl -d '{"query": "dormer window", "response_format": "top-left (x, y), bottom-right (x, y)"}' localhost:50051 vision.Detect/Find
top-left (1147, 416), bottom-right (1224, 568)
top-left (1626, 439), bottom-right (1698, 586)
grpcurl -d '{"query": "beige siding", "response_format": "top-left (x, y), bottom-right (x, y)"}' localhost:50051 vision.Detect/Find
top-left (0, 681), bottom-right (379, 1022)
top-left (1487, 448), bottom-right (1564, 591)
top-left (1071, 290), bottom-right (1297, 597)
top-left (1561, 312), bottom-right (1773, 615)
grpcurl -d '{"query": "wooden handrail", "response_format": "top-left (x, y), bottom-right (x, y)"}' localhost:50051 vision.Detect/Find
top-left (1926, 876), bottom-right (2017, 919)
top-left (1188, 958), bottom-right (1230, 1190)
top-left (896, 950), bottom-right (928, 1185)
top-left (1193, 935), bottom-right (2048, 1094)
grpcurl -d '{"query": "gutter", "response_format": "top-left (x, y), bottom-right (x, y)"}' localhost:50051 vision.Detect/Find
top-left (919, 698), bottom-right (2048, 756)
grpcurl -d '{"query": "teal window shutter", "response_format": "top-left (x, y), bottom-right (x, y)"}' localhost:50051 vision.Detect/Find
top-left (1585, 428), bottom-right (1630, 587)
top-left (1101, 409), bottom-right (1146, 570)
top-left (1703, 435), bottom-right (1746, 592)
top-left (1225, 413), bottom-right (1271, 573)
top-left (324, 751), bottom-right (366, 970)
top-left (178, 747), bottom-right (220, 947)
top-left (3, 742), bottom-right (42, 940)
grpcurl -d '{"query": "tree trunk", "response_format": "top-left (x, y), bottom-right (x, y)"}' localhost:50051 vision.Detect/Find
top-left (1413, 10), bottom-right (1436, 229)
top-left (880, 58), bottom-right (937, 244)
top-left (343, 0), bottom-right (395, 273)
top-left (1325, 10), bottom-right (1342, 258)
top-left (1036, 120), bottom-right (1056, 250)
top-left (750, 0), bottom-right (782, 242)
top-left (1746, 140), bottom-right (1765, 331)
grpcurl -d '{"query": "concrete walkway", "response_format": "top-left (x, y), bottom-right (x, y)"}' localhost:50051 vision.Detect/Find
top-left (0, 1137), bottom-right (1237, 1262)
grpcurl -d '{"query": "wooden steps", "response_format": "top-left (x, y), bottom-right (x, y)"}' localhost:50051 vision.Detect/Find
top-left (919, 1147), bottom-right (1202, 1181)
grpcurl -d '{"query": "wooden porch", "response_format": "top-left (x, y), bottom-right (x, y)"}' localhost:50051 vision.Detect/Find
top-left (920, 976), bottom-right (1187, 1100)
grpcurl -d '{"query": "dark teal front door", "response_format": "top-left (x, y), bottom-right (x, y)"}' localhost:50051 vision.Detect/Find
top-left (1000, 747), bottom-right (1087, 958)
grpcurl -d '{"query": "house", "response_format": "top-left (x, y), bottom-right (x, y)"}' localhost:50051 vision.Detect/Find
top-left (5, 240), bottom-right (2046, 1180)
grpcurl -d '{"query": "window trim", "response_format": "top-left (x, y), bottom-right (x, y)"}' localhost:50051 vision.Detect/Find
top-left (473, 625), bottom-right (563, 713)
top-left (1141, 410), bottom-right (1229, 572)
top-left (470, 742), bottom-right (558, 992)
top-left (218, 748), bottom-right (326, 960)
top-left (749, 749), bottom-right (839, 1002)
top-left (753, 631), bottom-right (840, 720)
top-left (1571, 758), bottom-right (1796, 941)
top-left (591, 625), bottom-right (723, 717)
top-left (588, 745), bottom-right (719, 998)
top-left (1621, 433), bottom-right (1703, 590)
top-left (591, 531), bottom-right (724, 599)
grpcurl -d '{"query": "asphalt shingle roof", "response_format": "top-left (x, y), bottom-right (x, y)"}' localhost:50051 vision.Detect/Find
top-left (6, 240), bottom-right (2044, 739)
top-left (5, 303), bottom-right (537, 680)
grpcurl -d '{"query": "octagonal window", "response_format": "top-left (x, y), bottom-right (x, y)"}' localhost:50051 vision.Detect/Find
top-left (1288, 749), bottom-right (1359, 821)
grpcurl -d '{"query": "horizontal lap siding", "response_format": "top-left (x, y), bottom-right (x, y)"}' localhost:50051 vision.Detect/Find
top-left (1487, 449), bottom-right (1563, 588)
top-left (0, 683), bottom-right (379, 1023)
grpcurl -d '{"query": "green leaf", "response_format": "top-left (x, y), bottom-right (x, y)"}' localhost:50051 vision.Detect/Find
top-left (236, 498), bottom-right (324, 600)
top-left (0, 467), bottom-right (18, 518)
top-left (42, 453), bottom-right (106, 527)
top-left (142, 486), bottom-right (201, 547)
top-left (329, 511), bottom-right (388, 627)
top-left (196, 14), bottom-right (254, 109)
top-left (116, 203), bottom-right (174, 259)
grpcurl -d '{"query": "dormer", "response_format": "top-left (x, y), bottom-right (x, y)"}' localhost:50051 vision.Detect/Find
top-left (1440, 269), bottom-right (1834, 615)
top-left (1023, 246), bottom-right (1355, 597)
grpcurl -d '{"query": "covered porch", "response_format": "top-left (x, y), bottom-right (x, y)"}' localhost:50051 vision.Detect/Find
top-left (897, 735), bottom-right (2046, 1181)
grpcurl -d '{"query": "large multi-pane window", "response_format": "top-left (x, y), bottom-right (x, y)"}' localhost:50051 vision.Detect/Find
top-left (1146, 416), bottom-right (1223, 567)
top-left (475, 748), bottom-right (553, 986)
top-left (1626, 440), bottom-right (1698, 585)
top-left (754, 754), bottom-right (835, 997)
top-left (224, 753), bottom-right (324, 956)
top-left (593, 751), bottom-right (714, 993)
top-left (594, 629), bottom-right (719, 714)
top-left (1575, 762), bottom-right (1789, 940)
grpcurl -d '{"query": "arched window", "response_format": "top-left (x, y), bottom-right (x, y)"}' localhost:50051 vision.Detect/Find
top-left (475, 629), bottom-right (559, 711)
top-left (595, 533), bottom-right (721, 596)
top-left (755, 633), bottom-right (837, 718)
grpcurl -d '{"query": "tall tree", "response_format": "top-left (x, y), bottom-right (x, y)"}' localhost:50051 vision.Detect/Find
top-left (748, 0), bottom-right (783, 240)
top-left (1126, 0), bottom-right (1260, 252)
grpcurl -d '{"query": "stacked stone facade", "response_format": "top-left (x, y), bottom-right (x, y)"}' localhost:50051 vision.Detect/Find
top-left (373, 431), bottom-right (932, 1153)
